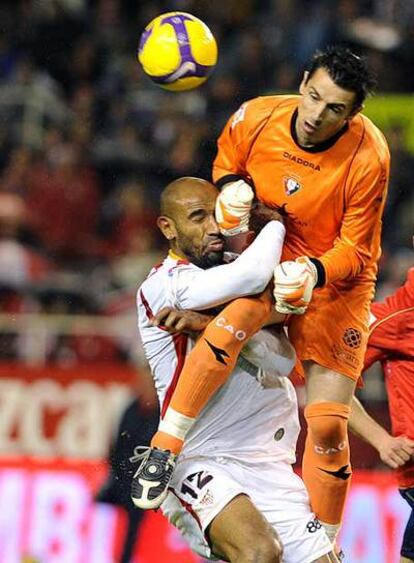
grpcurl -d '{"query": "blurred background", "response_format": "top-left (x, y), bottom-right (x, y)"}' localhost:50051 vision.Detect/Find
top-left (0, 1), bottom-right (412, 562)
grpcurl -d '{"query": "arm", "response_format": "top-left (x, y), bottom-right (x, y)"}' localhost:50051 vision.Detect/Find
top-left (363, 310), bottom-right (389, 370)
top-left (274, 151), bottom-right (390, 313)
top-left (150, 308), bottom-right (295, 383)
top-left (172, 220), bottom-right (285, 310)
top-left (150, 308), bottom-right (212, 334)
top-left (152, 293), bottom-right (286, 333)
top-left (317, 153), bottom-right (390, 284)
top-left (349, 396), bottom-right (414, 469)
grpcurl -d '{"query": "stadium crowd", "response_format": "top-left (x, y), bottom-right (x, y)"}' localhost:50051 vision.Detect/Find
top-left (0, 0), bottom-right (413, 373)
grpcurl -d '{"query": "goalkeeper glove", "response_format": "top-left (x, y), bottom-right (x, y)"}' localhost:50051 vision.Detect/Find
top-left (273, 256), bottom-right (318, 314)
top-left (215, 180), bottom-right (254, 236)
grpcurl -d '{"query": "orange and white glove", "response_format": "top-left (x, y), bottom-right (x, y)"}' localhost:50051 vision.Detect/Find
top-left (273, 257), bottom-right (318, 314)
top-left (215, 180), bottom-right (254, 236)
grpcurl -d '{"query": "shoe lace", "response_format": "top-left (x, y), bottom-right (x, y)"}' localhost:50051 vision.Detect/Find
top-left (129, 446), bottom-right (151, 465)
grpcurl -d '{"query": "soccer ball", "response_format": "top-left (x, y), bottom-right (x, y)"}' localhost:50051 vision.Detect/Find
top-left (138, 12), bottom-right (218, 91)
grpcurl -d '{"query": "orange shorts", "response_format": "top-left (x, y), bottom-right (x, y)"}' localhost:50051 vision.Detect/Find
top-left (287, 281), bottom-right (374, 381)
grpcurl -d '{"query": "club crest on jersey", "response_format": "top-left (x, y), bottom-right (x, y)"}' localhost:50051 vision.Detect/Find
top-left (283, 176), bottom-right (302, 195)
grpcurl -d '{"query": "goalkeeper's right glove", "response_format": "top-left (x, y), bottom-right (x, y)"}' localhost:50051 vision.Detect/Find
top-left (273, 257), bottom-right (318, 315)
top-left (215, 180), bottom-right (254, 236)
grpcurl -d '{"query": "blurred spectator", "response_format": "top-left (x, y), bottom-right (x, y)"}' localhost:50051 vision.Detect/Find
top-left (0, 56), bottom-right (67, 149)
top-left (26, 141), bottom-right (101, 263)
top-left (381, 122), bottom-right (414, 251)
top-left (99, 179), bottom-right (160, 263)
top-left (0, 192), bottom-right (51, 288)
top-left (0, 145), bottom-right (33, 195)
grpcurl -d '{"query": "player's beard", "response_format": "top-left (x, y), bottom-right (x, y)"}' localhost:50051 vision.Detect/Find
top-left (196, 249), bottom-right (224, 269)
top-left (177, 236), bottom-right (224, 269)
top-left (186, 247), bottom-right (223, 269)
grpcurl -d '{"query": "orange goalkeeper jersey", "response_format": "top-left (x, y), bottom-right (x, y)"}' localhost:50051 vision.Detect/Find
top-left (213, 95), bottom-right (390, 286)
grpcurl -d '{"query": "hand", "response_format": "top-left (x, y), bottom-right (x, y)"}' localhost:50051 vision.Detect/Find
top-left (377, 434), bottom-right (414, 469)
top-left (215, 180), bottom-right (254, 236)
top-left (150, 307), bottom-right (212, 334)
top-left (273, 257), bottom-right (318, 314)
top-left (223, 230), bottom-right (255, 255)
top-left (249, 201), bottom-right (283, 235)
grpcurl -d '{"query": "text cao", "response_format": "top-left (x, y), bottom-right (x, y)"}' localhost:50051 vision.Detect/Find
top-left (215, 317), bottom-right (246, 341)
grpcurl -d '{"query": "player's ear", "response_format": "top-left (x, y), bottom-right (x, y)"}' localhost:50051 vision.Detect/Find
top-left (157, 216), bottom-right (176, 241)
top-left (299, 71), bottom-right (309, 95)
top-left (347, 103), bottom-right (363, 120)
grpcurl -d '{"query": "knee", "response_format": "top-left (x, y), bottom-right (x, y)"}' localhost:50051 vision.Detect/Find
top-left (305, 402), bottom-right (350, 446)
top-left (308, 415), bottom-right (346, 446)
top-left (233, 536), bottom-right (283, 563)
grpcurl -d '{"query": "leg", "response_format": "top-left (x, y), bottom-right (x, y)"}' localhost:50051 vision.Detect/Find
top-left (132, 290), bottom-right (273, 509)
top-left (152, 288), bottom-right (273, 453)
top-left (302, 361), bottom-right (356, 543)
top-left (208, 494), bottom-right (282, 563)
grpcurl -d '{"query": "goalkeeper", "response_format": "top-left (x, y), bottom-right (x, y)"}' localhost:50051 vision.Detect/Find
top-left (135, 46), bottom-right (390, 549)
top-left (212, 46), bottom-right (389, 544)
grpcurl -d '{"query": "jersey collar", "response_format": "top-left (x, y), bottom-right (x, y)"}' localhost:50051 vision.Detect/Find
top-left (168, 249), bottom-right (187, 262)
top-left (168, 249), bottom-right (190, 264)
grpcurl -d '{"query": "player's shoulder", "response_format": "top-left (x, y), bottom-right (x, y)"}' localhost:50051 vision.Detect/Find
top-left (138, 256), bottom-right (172, 296)
top-left (137, 258), bottom-right (165, 307)
top-left (352, 113), bottom-right (390, 167)
top-left (231, 95), bottom-right (298, 130)
top-left (139, 255), bottom-right (195, 299)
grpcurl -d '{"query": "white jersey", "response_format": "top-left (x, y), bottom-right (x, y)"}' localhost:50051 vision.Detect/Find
top-left (137, 221), bottom-right (300, 463)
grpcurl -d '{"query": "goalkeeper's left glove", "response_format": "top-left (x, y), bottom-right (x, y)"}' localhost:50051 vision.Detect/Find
top-left (215, 180), bottom-right (255, 254)
top-left (273, 256), bottom-right (319, 315)
top-left (215, 180), bottom-right (254, 236)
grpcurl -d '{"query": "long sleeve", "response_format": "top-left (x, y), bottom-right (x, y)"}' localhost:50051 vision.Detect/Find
top-left (170, 221), bottom-right (285, 310)
top-left (318, 155), bottom-right (389, 283)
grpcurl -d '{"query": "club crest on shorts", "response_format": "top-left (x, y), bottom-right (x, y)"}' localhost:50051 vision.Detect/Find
top-left (342, 327), bottom-right (362, 349)
top-left (283, 176), bottom-right (302, 195)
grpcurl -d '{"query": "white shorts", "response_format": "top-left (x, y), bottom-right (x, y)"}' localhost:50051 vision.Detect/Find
top-left (162, 456), bottom-right (333, 563)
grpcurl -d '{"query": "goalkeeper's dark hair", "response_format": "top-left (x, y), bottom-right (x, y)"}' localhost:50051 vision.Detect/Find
top-left (307, 46), bottom-right (377, 110)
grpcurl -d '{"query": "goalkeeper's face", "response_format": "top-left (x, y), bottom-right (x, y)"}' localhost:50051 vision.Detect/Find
top-left (296, 67), bottom-right (360, 148)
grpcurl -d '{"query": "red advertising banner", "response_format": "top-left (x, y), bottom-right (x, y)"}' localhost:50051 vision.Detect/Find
top-left (0, 457), bottom-right (409, 563)
top-left (0, 363), bottom-right (138, 458)
top-left (0, 456), bottom-right (200, 563)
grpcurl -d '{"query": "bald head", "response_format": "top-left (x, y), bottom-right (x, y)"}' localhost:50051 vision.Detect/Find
top-left (160, 177), bottom-right (218, 218)
top-left (157, 177), bottom-right (224, 269)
